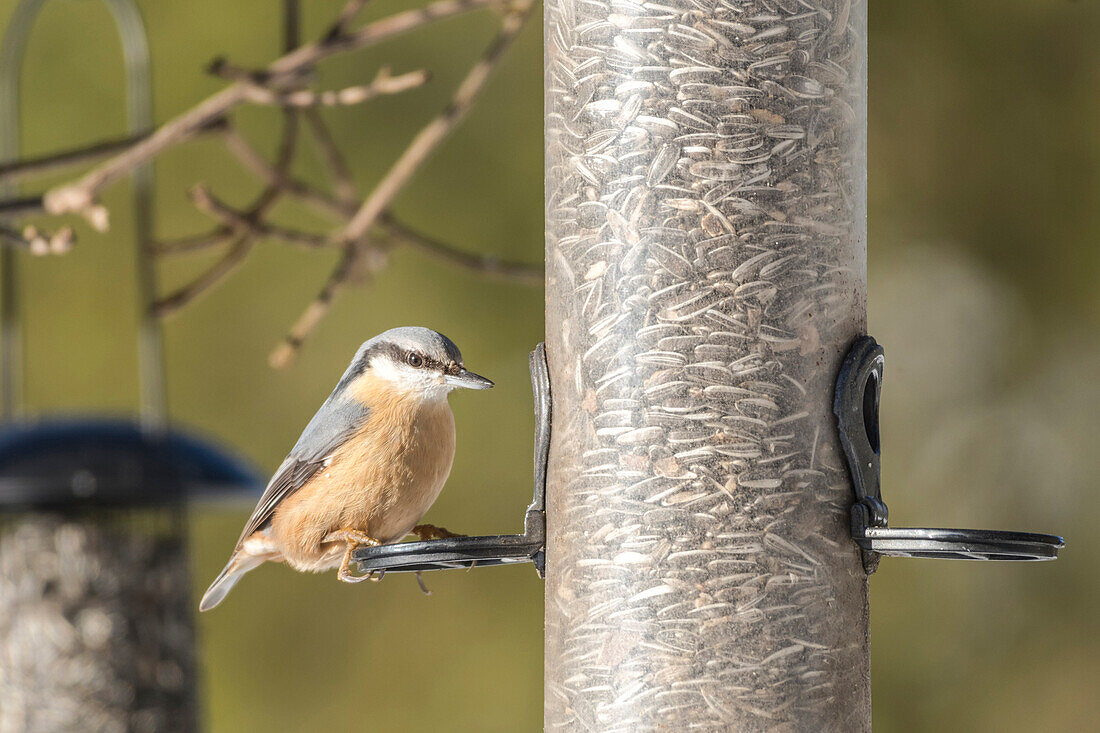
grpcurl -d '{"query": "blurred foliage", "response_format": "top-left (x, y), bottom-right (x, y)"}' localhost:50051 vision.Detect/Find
top-left (0, 0), bottom-right (1096, 730)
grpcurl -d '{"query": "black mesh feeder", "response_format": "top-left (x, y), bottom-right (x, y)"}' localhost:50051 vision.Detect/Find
top-left (0, 420), bottom-right (262, 733)
top-left (0, 3), bottom-right (263, 731)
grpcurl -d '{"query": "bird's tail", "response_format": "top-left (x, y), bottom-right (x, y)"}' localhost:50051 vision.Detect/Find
top-left (199, 551), bottom-right (265, 612)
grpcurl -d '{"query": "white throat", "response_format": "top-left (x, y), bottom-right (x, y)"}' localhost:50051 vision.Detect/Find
top-left (371, 358), bottom-right (453, 402)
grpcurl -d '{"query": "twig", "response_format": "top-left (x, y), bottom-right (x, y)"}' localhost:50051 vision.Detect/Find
top-left (154, 117), bottom-right (350, 258)
top-left (152, 236), bottom-right (254, 317)
top-left (43, 85), bottom-right (249, 223)
top-left (0, 223), bottom-right (74, 255)
top-left (259, 225), bottom-right (333, 249)
top-left (253, 109), bottom-right (300, 213)
top-left (381, 215), bottom-right (542, 283)
top-left (241, 68), bottom-right (431, 108)
top-left (326, 0), bottom-right (373, 40)
top-left (219, 125), bottom-right (346, 218)
top-left (149, 228), bottom-right (234, 255)
top-left (157, 179), bottom-right (340, 319)
top-left (268, 246), bottom-right (361, 368)
top-left (154, 7), bottom-right (306, 319)
top-left (0, 134), bottom-right (146, 185)
top-left (273, 0), bottom-right (497, 74)
top-left (219, 127), bottom-right (282, 184)
top-left (154, 139), bottom-right (302, 311)
top-left (4, 0), bottom-right (537, 344)
top-left (0, 120), bottom-right (225, 187)
top-left (189, 186), bottom-right (256, 233)
top-left (0, 196), bottom-right (45, 216)
top-left (206, 57), bottom-right (309, 87)
top-left (189, 185), bottom-right (333, 249)
top-left (271, 1), bottom-right (534, 367)
top-left (283, 0), bottom-right (301, 53)
top-left (340, 4), bottom-right (531, 244)
top-left (302, 109), bottom-right (359, 208)
top-left (40, 0), bottom-right (500, 223)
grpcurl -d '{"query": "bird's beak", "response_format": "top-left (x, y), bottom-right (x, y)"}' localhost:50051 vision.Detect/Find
top-left (445, 368), bottom-right (494, 390)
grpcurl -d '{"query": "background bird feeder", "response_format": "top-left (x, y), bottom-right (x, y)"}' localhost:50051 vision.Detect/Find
top-left (0, 2), bottom-right (262, 731)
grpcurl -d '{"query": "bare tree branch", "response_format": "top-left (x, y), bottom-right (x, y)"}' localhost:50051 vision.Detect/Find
top-left (154, 0), bottom-right (307, 320)
top-left (283, 0), bottom-right (301, 53)
top-left (38, 0), bottom-right (500, 224)
top-left (0, 120), bottom-right (225, 188)
top-left (381, 214), bottom-right (542, 283)
top-left (153, 127), bottom-right (297, 315)
top-left (267, 245), bottom-right (368, 368)
top-left (149, 228), bottom-right (234, 255)
top-left (0, 223), bottom-right (73, 255)
top-left (271, 0), bottom-right (534, 366)
top-left (219, 124), bottom-right (347, 219)
top-left (189, 185), bottom-right (333, 249)
top-left (339, 3), bottom-right (531, 245)
top-left (271, 0), bottom-right (498, 75)
top-left (152, 236), bottom-right (254, 317)
top-left (0, 134), bottom-right (146, 185)
top-left (0, 196), bottom-right (45, 217)
top-left (241, 68), bottom-right (431, 108)
top-left (3, 0), bottom-right (540, 361)
top-left (326, 0), bottom-right (374, 40)
top-left (42, 85), bottom-right (249, 224)
top-left (302, 109), bottom-right (359, 209)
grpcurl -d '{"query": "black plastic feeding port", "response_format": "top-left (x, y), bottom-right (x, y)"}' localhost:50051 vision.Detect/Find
top-left (834, 336), bottom-right (1065, 573)
top-left (353, 343), bottom-right (550, 578)
top-left (0, 419), bottom-right (263, 511)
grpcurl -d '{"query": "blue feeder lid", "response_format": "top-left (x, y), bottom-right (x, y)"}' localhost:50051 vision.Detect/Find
top-left (0, 417), bottom-right (264, 509)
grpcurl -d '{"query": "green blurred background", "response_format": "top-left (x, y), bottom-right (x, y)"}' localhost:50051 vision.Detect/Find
top-left (0, 0), bottom-right (1096, 730)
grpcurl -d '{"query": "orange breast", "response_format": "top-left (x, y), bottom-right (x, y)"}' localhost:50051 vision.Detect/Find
top-left (270, 379), bottom-right (456, 571)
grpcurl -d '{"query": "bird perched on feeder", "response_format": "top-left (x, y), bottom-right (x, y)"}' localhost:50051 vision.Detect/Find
top-left (199, 327), bottom-right (493, 611)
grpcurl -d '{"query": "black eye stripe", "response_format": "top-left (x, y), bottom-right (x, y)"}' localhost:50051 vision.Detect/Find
top-left (363, 342), bottom-right (452, 372)
top-left (407, 351), bottom-right (447, 371)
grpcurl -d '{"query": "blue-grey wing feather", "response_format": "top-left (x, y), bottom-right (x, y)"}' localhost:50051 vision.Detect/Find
top-left (235, 392), bottom-right (371, 547)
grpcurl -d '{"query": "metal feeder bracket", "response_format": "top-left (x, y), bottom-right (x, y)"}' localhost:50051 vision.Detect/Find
top-left (834, 335), bottom-right (1064, 573)
top-left (353, 342), bottom-right (549, 578)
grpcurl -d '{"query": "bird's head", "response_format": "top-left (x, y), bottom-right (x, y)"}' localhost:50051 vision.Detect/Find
top-left (339, 327), bottom-right (494, 403)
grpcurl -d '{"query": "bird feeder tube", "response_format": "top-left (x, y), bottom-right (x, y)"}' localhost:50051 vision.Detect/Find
top-left (543, 0), bottom-right (871, 729)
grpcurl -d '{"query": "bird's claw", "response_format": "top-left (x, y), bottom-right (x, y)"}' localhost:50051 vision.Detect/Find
top-left (411, 523), bottom-right (464, 541)
top-left (338, 565), bottom-right (376, 583)
top-left (330, 528), bottom-right (382, 584)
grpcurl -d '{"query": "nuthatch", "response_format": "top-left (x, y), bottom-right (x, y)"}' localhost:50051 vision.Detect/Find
top-left (200, 327), bottom-right (493, 611)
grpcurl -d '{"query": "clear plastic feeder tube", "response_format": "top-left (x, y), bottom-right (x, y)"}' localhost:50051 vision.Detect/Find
top-left (543, 0), bottom-right (870, 729)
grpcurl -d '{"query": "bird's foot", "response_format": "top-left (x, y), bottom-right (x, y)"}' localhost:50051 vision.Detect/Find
top-left (411, 523), bottom-right (464, 541)
top-left (326, 528), bottom-right (381, 584)
top-left (407, 525), bottom-right (465, 593)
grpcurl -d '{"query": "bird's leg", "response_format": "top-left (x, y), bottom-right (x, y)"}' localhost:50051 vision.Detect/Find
top-left (410, 524), bottom-right (464, 541)
top-left (415, 571), bottom-right (432, 596)
top-left (337, 542), bottom-right (371, 584)
top-left (324, 528), bottom-right (382, 584)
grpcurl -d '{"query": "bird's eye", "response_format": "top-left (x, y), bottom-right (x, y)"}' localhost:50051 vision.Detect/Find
top-left (406, 353), bottom-right (424, 368)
